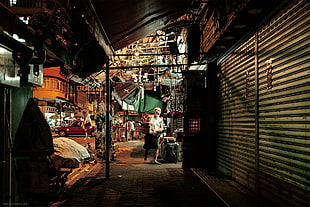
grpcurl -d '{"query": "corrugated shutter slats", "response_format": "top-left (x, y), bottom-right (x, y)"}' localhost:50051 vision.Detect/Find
top-left (217, 0), bottom-right (309, 204)
top-left (258, 0), bottom-right (310, 193)
top-left (217, 36), bottom-right (256, 191)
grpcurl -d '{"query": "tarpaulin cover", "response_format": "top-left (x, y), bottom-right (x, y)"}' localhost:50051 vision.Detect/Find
top-left (133, 90), bottom-right (165, 114)
top-left (13, 98), bottom-right (54, 157)
top-left (53, 137), bottom-right (90, 161)
top-left (113, 87), bottom-right (165, 113)
top-left (114, 82), bottom-right (139, 100)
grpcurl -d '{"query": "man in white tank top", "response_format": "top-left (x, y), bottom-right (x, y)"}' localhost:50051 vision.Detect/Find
top-left (143, 107), bottom-right (164, 164)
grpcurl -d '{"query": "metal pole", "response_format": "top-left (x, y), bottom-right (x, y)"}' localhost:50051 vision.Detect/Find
top-left (125, 110), bottom-right (128, 141)
top-left (105, 56), bottom-right (110, 178)
top-left (109, 63), bottom-right (189, 70)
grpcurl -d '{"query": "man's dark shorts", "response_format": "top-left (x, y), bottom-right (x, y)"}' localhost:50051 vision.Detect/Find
top-left (143, 134), bottom-right (160, 149)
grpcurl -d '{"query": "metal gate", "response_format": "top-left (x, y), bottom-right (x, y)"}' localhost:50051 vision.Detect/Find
top-left (257, 0), bottom-right (310, 204)
top-left (217, 0), bottom-right (309, 205)
top-left (217, 35), bottom-right (257, 191)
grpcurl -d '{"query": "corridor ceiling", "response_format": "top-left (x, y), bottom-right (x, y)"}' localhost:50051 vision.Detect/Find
top-left (0, 0), bottom-right (290, 82)
top-left (67, 0), bottom-right (193, 82)
top-left (73, 0), bottom-right (290, 65)
top-left (89, 0), bottom-right (192, 52)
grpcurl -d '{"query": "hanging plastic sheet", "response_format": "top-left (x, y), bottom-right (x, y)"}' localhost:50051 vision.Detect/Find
top-left (133, 90), bottom-right (165, 114)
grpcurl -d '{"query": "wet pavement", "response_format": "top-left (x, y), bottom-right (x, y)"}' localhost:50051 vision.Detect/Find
top-left (46, 139), bottom-right (273, 207)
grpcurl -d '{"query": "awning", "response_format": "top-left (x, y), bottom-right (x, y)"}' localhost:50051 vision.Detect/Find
top-left (86, 0), bottom-right (192, 53)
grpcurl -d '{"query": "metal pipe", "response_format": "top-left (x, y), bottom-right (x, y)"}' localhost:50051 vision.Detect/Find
top-left (112, 53), bottom-right (188, 56)
top-left (1, 88), bottom-right (7, 205)
top-left (105, 56), bottom-right (110, 178)
top-left (112, 52), bottom-right (210, 57)
top-left (109, 63), bottom-right (195, 70)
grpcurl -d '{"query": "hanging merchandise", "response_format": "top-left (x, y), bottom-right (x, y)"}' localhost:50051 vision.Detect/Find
top-left (114, 82), bottom-right (140, 100)
top-left (98, 100), bottom-right (106, 114)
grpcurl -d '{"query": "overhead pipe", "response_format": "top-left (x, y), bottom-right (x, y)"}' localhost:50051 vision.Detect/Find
top-left (112, 52), bottom-right (189, 56)
top-left (109, 63), bottom-right (205, 70)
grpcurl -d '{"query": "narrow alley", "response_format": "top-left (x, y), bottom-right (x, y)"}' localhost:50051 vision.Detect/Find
top-left (48, 140), bottom-right (272, 207)
top-left (1, 1), bottom-right (309, 206)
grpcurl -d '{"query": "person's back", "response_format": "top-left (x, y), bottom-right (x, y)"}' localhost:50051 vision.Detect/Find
top-left (127, 121), bottom-right (135, 140)
top-left (128, 121), bottom-right (135, 131)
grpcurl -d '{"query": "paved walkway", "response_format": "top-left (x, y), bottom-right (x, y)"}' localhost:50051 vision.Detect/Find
top-left (47, 140), bottom-right (273, 207)
top-left (48, 140), bottom-right (222, 207)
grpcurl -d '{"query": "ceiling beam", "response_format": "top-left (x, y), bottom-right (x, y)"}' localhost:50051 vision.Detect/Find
top-left (112, 53), bottom-right (188, 57)
top-left (109, 63), bottom-right (207, 70)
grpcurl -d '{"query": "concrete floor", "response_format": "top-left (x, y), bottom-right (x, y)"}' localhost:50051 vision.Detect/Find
top-left (45, 137), bottom-right (275, 207)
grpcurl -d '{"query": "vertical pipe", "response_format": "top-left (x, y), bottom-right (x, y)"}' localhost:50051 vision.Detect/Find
top-left (9, 116), bottom-right (12, 207)
top-left (1, 88), bottom-right (7, 205)
top-left (105, 56), bottom-right (110, 178)
top-left (125, 110), bottom-right (128, 141)
top-left (6, 88), bottom-right (12, 205)
top-left (3, 88), bottom-right (12, 205)
top-left (254, 31), bottom-right (260, 196)
top-left (59, 101), bottom-right (61, 126)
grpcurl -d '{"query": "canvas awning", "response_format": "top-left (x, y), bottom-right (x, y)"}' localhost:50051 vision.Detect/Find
top-left (83, 0), bottom-right (192, 54)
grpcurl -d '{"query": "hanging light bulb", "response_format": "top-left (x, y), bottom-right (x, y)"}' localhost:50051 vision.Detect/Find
top-left (143, 73), bottom-right (148, 82)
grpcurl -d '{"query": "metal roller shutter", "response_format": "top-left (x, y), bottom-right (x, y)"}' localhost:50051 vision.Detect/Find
top-left (217, 0), bottom-right (309, 205)
top-left (257, 0), bottom-right (310, 203)
top-left (217, 35), bottom-right (257, 191)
